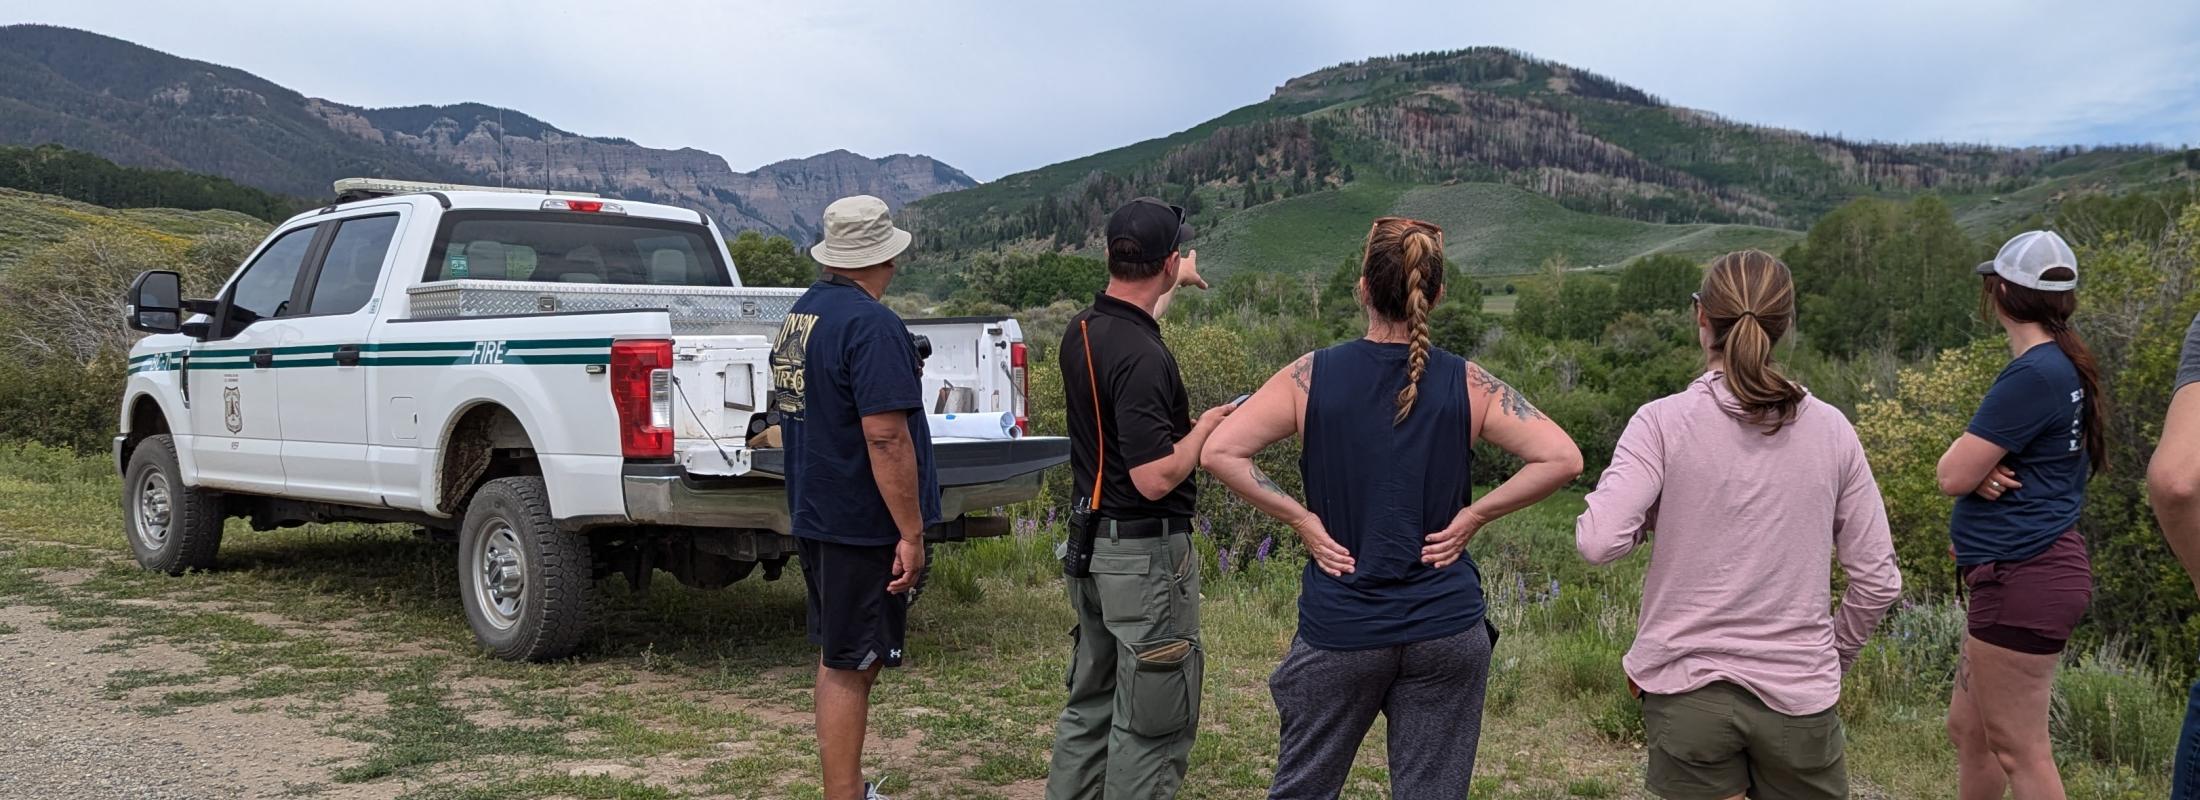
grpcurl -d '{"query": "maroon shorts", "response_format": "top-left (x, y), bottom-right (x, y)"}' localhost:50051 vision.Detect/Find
top-left (1960, 529), bottom-right (2093, 655)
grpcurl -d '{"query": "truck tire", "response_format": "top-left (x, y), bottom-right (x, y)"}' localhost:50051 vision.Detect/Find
top-left (121, 434), bottom-right (224, 574)
top-left (458, 476), bottom-right (591, 662)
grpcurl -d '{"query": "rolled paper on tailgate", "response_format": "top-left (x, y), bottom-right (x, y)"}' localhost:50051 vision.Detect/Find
top-left (926, 412), bottom-right (1022, 440)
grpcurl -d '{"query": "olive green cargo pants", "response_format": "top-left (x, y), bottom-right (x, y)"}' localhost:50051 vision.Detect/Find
top-left (1045, 530), bottom-right (1204, 800)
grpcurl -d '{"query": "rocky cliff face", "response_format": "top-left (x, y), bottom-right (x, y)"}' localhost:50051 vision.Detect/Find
top-left (312, 102), bottom-right (977, 243)
top-left (0, 25), bottom-right (976, 244)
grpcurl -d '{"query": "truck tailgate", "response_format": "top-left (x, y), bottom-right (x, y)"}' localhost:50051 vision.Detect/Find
top-left (747, 437), bottom-right (1070, 487)
top-left (667, 335), bottom-right (773, 475)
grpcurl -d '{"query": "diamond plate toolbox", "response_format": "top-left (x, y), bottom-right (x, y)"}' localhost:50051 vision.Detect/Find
top-left (406, 280), bottom-right (807, 336)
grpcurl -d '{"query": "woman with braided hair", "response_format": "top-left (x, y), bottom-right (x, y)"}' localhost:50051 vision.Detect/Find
top-left (1203, 216), bottom-right (1581, 797)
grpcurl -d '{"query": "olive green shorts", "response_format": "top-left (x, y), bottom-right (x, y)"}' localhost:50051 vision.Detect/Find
top-left (1641, 682), bottom-right (1846, 800)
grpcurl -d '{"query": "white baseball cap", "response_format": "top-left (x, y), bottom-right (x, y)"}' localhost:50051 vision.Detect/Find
top-left (1976, 230), bottom-right (2078, 292)
top-left (810, 195), bottom-right (913, 269)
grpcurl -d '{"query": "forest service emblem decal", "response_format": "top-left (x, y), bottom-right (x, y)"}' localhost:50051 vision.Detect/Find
top-left (223, 386), bottom-right (243, 434)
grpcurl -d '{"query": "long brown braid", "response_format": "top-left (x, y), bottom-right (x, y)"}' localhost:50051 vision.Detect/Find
top-left (1362, 217), bottom-right (1447, 425)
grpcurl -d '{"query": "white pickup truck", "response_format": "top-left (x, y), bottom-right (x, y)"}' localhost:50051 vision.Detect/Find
top-left (114, 180), bottom-right (1067, 660)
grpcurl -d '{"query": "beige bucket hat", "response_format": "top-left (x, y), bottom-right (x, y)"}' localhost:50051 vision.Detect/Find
top-left (810, 195), bottom-right (913, 269)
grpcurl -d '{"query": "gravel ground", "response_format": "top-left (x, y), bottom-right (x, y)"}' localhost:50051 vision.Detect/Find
top-left (0, 605), bottom-right (378, 800)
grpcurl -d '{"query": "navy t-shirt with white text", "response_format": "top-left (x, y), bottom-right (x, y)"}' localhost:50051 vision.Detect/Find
top-left (770, 278), bottom-right (941, 546)
top-left (1949, 342), bottom-right (2088, 565)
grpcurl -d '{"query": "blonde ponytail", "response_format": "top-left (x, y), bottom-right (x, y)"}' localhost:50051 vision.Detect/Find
top-left (1701, 250), bottom-right (1805, 434)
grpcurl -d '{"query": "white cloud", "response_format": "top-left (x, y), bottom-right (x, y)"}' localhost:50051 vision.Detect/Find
top-left (1, 0), bottom-right (2192, 181)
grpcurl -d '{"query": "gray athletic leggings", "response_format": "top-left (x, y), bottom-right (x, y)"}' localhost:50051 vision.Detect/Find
top-left (1268, 621), bottom-right (1495, 799)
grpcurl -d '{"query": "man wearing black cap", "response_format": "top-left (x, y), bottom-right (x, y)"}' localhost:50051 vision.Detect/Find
top-left (1046, 198), bottom-right (1231, 799)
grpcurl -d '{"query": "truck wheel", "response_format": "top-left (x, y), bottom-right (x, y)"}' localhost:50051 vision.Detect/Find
top-left (121, 434), bottom-right (224, 575)
top-left (458, 476), bottom-right (590, 662)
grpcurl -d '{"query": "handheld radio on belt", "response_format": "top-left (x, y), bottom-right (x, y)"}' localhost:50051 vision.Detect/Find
top-left (1063, 318), bottom-right (1106, 578)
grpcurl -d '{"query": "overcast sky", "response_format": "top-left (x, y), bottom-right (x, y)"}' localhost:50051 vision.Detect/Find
top-left (4, 0), bottom-right (2196, 181)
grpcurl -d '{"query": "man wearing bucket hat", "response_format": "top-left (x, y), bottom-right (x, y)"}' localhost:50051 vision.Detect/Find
top-left (771, 195), bottom-right (939, 800)
top-left (1048, 197), bottom-right (1230, 799)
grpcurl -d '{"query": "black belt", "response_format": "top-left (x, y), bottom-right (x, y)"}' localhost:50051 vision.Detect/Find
top-left (1099, 516), bottom-right (1194, 539)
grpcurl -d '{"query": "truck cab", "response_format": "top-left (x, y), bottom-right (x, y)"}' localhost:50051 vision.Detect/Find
top-left (115, 179), bottom-right (1066, 660)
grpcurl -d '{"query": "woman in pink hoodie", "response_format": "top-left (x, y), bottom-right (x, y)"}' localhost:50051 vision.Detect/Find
top-left (1576, 250), bottom-right (1903, 800)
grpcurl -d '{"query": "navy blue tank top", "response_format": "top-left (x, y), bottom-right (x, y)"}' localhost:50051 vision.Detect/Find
top-left (1297, 340), bottom-right (1484, 651)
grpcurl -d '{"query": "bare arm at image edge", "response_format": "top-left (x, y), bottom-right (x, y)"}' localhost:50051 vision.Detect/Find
top-left (1831, 436), bottom-right (1903, 670)
top-left (2152, 325), bottom-right (2200, 597)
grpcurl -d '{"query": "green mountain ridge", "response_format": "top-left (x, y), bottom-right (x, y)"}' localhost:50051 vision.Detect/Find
top-left (904, 47), bottom-right (2184, 278)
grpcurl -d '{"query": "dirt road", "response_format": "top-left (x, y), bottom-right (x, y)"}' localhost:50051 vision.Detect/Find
top-left (0, 604), bottom-right (382, 800)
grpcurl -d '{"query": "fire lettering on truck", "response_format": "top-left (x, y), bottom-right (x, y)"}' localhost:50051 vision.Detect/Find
top-left (470, 341), bottom-right (508, 365)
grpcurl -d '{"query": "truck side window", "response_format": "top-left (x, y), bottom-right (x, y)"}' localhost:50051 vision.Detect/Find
top-left (307, 215), bottom-right (399, 315)
top-left (223, 225), bottom-right (317, 333)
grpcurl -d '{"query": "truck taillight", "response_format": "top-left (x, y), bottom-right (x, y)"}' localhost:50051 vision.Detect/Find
top-left (542, 198), bottom-right (624, 214)
top-left (1010, 342), bottom-right (1029, 434)
top-left (611, 340), bottom-right (674, 459)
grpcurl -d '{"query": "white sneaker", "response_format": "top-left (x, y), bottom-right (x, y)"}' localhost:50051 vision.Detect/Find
top-left (863, 778), bottom-right (893, 800)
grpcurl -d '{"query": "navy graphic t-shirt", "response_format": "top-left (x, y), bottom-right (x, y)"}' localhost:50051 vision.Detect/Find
top-left (1949, 342), bottom-right (2089, 565)
top-left (770, 277), bottom-right (940, 546)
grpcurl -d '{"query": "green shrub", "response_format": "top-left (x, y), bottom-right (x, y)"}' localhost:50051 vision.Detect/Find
top-left (1842, 601), bottom-right (1966, 724)
top-left (1587, 691), bottom-right (1643, 745)
top-left (1548, 627), bottom-right (1628, 699)
top-left (2053, 644), bottom-right (2181, 774)
top-left (0, 358), bottom-right (126, 452)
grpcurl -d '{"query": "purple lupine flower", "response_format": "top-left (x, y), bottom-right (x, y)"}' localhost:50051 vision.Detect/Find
top-left (1045, 507), bottom-right (1058, 527)
top-left (1548, 578), bottom-right (1561, 601)
top-left (1256, 536), bottom-right (1274, 562)
top-left (1195, 516), bottom-right (1213, 537)
top-left (1218, 547), bottom-right (1232, 574)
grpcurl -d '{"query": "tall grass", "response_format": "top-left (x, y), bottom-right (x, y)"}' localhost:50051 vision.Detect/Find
top-left (0, 442), bottom-right (2185, 798)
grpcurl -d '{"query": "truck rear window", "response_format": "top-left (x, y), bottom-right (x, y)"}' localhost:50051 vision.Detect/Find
top-left (423, 211), bottom-right (735, 287)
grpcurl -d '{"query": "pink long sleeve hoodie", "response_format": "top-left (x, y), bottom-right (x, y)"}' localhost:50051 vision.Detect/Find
top-left (1576, 372), bottom-right (1902, 716)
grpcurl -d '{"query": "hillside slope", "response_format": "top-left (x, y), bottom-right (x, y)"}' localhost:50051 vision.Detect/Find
top-left (0, 187), bottom-right (265, 268)
top-left (904, 48), bottom-right (2172, 276)
top-left (0, 25), bottom-right (977, 241)
top-left (1195, 180), bottom-right (1801, 277)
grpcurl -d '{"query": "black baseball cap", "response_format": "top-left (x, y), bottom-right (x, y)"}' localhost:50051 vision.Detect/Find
top-left (1105, 197), bottom-right (1194, 263)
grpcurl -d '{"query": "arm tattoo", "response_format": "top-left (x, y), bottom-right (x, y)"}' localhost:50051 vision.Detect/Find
top-left (1289, 354), bottom-right (1312, 394)
top-left (1470, 363), bottom-right (1547, 422)
top-left (1250, 465), bottom-right (1291, 499)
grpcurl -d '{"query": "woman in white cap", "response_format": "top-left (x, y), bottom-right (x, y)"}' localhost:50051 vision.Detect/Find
top-left (1935, 229), bottom-right (2101, 799)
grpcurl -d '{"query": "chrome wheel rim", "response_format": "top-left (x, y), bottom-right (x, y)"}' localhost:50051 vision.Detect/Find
top-left (471, 520), bottom-right (526, 630)
top-left (135, 471), bottom-right (172, 550)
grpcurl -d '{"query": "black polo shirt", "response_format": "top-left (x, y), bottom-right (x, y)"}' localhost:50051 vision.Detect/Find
top-left (1060, 293), bottom-right (1197, 520)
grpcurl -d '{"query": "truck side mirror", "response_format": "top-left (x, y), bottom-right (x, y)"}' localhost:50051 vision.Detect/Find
top-left (125, 270), bottom-right (184, 335)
